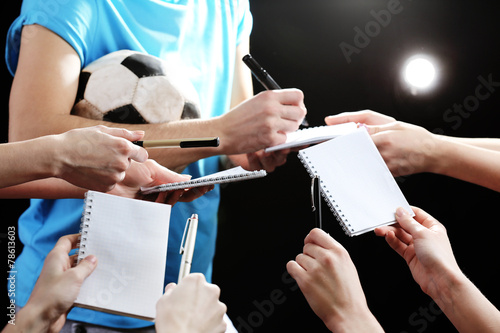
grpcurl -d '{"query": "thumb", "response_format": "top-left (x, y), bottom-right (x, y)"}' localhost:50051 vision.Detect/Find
top-left (164, 282), bottom-right (177, 294)
top-left (73, 255), bottom-right (98, 282)
top-left (395, 207), bottom-right (425, 235)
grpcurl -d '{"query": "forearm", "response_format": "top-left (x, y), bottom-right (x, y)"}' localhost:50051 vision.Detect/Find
top-left (10, 113), bottom-right (224, 172)
top-left (0, 179), bottom-right (86, 199)
top-left (2, 304), bottom-right (51, 333)
top-left (0, 138), bottom-right (58, 188)
top-left (430, 271), bottom-right (500, 333)
top-left (429, 136), bottom-right (500, 192)
top-left (446, 137), bottom-right (500, 152)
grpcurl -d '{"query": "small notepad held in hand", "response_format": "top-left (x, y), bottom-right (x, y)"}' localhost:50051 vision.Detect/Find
top-left (74, 191), bottom-right (171, 321)
top-left (141, 166), bottom-right (267, 194)
top-left (298, 128), bottom-right (413, 236)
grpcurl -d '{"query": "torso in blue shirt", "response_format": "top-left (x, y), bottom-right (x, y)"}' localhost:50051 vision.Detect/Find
top-left (6, 0), bottom-right (252, 328)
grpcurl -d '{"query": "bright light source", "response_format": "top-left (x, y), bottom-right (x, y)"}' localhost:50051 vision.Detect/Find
top-left (403, 56), bottom-right (437, 90)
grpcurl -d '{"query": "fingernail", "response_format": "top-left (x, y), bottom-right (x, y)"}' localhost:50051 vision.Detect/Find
top-left (396, 207), bottom-right (408, 217)
top-left (357, 123), bottom-right (368, 131)
top-left (85, 255), bottom-right (97, 264)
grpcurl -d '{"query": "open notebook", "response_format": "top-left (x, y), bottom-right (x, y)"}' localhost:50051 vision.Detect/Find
top-left (74, 191), bottom-right (171, 321)
top-left (298, 128), bottom-right (413, 236)
top-left (265, 122), bottom-right (357, 152)
top-left (141, 166), bottom-right (266, 194)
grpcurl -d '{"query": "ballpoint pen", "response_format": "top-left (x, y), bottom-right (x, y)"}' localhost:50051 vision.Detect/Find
top-left (133, 137), bottom-right (219, 149)
top-left (178, 214), bottom-right (198, 281)
top-left (242, 54), bottom-right (309, 128)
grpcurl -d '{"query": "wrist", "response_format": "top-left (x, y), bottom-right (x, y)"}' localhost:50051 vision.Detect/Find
top-left (324, 305), bottom-right (384, 333)
top-left (15, 303), bottom-right (53, 332)
top-left (426, 134), bottom-right (450, 174)
top-left (428, 267), bottom-right (468, 310)
top-left (24, 135), bottom-right (59, 180)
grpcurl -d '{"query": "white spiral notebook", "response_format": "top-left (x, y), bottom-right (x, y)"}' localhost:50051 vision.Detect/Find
top-left (141, 166), bottom-right (267, 194)
top-left (74, 191), bottom-right (171, 321)
top-left (298, 128), bottom-right (413, 236)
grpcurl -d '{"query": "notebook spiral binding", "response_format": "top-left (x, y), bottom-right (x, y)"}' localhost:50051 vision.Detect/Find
top-left (75, 191), bottom-right (94, 266)
top-left (297, 152), bottom-right (353, 235)
top-left (141, 169), bottom-right (267, 194)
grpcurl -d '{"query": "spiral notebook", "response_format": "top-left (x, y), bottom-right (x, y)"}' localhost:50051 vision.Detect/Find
top-left (265, 122), bottom-right (357, 152)
top-left (74, 191), bottom-right (171, 321)
top-left (298, 128), bottom-right (413, 236)
top-left (141, 166), bottom-right (267, 194)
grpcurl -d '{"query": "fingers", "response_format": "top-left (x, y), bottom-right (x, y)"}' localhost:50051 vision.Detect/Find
top-left (364, 121), bottom-right (403, 136)
top-left (148, 160), bottom-right (191, 185)
top-left (383, 230), bottom-right (408, 258)
top-left (127, 142), bottom-right (149, 163)
top-left (53, 233), bottom-right (81, 253)
top-left (325, 110), bottom-right (395, 126)
top-left (92, 125), bottom-right (148, 163)
top-left (286, 260), bottom-right (305, 279)
top-left (261, 89), bottom-right (307, 130)
top-left (303, 228), bottom-right (340, 250)
top-left (95, 125), bottom-right (145, 142)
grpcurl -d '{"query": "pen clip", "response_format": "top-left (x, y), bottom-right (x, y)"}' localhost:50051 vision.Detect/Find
top-left (311, 176), bottom-right (323, 229)
top-left (179, 217), bottom-right (191, 255)
top-left (311, 176), bottom-right (317, 212)
top-left (179, 214), bottom-right (198, 254)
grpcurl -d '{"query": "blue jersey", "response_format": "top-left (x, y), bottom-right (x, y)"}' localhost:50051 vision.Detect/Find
top-left (6, 0), bottom-right (252, 328)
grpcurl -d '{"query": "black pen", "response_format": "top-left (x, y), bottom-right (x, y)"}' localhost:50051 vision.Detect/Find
top-left (133, 137), bottom-right (220, 148)
top-left (242, 54), bottom-right (309, 127)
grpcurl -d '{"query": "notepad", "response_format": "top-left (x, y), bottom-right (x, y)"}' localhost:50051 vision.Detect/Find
top-left (74, 191), bottom-right (171, 321)
top-left (265, 122), bottom-right (357, 152)
top-left (298, 128), bottom-right (413, 236)
top-left (141, 166), bottom-right (267, 194)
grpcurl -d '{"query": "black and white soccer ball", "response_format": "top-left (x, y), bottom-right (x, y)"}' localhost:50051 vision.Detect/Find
top-left (72, 50), bottom-right (201, 124)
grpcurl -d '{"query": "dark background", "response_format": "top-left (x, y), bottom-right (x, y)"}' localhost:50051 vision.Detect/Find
top-left (2, 1), bottom-right (500, 332)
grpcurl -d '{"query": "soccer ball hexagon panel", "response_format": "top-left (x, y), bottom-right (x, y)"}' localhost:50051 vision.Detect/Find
top-left (72, 50), bottom-right (201, 124)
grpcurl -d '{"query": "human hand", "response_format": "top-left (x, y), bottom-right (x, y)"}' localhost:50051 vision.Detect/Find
top-left (286, 228), bottom-right (383, 333)
top-left (244, 148), bottom-right (291, 172)
top-left (109, 159), bottom-right (213, 205)
top-left (327, 111), bottom-right (440, 176)
top-left (17, 234), bottom-right (97, 332)
top-left (52, 125), bottom-right (148, 192)
top-left (155, 273), bottom-right (227, 333)
top-left (374, 207), bottom-right (462, 300)
top-left (217, 89), bottom-right (307, 155)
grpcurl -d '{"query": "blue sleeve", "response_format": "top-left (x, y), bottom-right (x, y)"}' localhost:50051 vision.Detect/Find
top-left (5, 0), bottom-right (97, 75)
top-left (236, 0), bottom-right (253, 46)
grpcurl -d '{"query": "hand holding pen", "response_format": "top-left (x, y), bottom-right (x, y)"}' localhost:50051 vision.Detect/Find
top-left (243, 54), bottom-right (309, 128)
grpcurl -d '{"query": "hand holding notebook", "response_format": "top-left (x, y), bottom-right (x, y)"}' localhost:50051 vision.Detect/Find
top-left (298, 128), bottom-right (413, 236)
top-left (74, 191), bottom-right (171, 321)
top-left (141, 166), bottom-right (266, 194)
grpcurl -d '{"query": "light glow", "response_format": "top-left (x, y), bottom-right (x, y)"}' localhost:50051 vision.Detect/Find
top-left (403, 56), bottom-right (437, 90)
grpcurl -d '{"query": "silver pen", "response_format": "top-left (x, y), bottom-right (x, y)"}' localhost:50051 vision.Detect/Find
top-left (178, 214), bottom-right (198, 281)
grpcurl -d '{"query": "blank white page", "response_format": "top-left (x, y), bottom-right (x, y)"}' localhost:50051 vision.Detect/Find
top-left (298, 128), bottom-right (413, 236)
top-left (74, 191), bottom-right (171, 321)
top-left (265, 122), bottom-right (357, 152)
